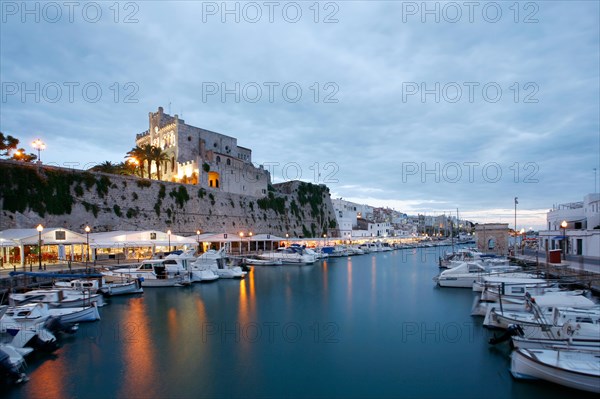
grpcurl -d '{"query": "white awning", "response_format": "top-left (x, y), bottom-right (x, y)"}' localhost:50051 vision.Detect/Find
top-left (89, 230), bottom-right (197, 248)
top-left (0, 228), bottom-right (87, 246)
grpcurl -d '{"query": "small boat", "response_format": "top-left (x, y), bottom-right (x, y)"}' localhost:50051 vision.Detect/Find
top-left (0, 303), bottom-right (78, 351)
top-left (99, 278), bottom-right (144, 296)
top-left (511, 348), bottom-right (600, 393)
top-left (512, 335), bottom-right (600, 351)
top-left (9, 288), bottom-right (105, 308)
top-left (244, 257), bottom-right (282, 266)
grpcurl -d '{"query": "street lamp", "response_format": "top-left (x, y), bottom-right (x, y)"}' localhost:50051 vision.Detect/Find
top-left (167, 229), bottom-right (172, 252)
top-left (323, 233), bottom-right (327, 247)
top-left (36, 224), bottom-right (43, 270)
top-left (239, 232), bottom-right (244, 255)
top-left (561, 220), bottom-right (567, 260)
top-left (84, 225), bottom-right (91, 270)
top-left (248, 232), bottom-right (253, 253)
top-left (196, 230), bottom-right (201, 253)
top-left (31, 139), bottom-right (46, 163)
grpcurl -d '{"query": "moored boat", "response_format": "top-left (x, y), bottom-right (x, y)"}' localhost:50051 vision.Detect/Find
top-left (511, 348), bottom-right (600, 393)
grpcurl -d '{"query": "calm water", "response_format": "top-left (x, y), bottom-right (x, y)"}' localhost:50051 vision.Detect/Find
top-left (6, 247), bottom-right (598, 398)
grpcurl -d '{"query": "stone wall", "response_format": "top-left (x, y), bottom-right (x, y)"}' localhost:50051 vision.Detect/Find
top-left (0, 160), bottom-right (338, 237)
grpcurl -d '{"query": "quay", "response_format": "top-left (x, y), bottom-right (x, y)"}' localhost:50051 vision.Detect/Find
top-left (0, 259), bottom-right (138, 300)
top-left (511, 248), bottom-right (600, 294)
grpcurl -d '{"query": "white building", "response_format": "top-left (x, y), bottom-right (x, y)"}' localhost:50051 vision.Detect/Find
top-left (332, 199), bottom-right (374, 239)
top-left (538, 193), bottom-right (600, 257)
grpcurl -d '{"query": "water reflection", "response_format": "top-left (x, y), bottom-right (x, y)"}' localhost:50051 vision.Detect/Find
top-left (26, 354), bottom-right (66, 398)
top-left (347, 258), bottom-right (353, 312)
top-left (118, 297), bottom-right (158, 398)
top-left (371, 256), bottom-right (377, 310)
top-left (167, 307), bottom-right (177, 344)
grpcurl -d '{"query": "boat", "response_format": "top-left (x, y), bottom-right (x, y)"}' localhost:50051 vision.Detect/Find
top-left (3, 302), bottom-right (98, 324)
top-left (321, 246), bottom-right (349, 258)
top-left (244, 257), bottom-right (282, 266)
top-left (439, 247), bottom-right (484, 268)
top-left (260, 245), bottom-right (317, 265)
top-left (99, 278), bottom-right (144, 295)
top-left (434, 261), bottom-right (523, 288)
top-left (511, 348), bottom-right (600, 393)
top-left (192, 248), bottom-right (246, 279)
top-left (104, 259), bottom-right (191, 287)
top-left (9, 288), bottom-right (105, 308)
top-left (472, 290), bottom-right (597, 317)
top-left (0, 344), bottom-right (31, 384)
top-left (482, 292), bottom-right (598, 328)
top-left (485, 304), bottom-right (600, 330)
top-left (0, 303), bottom-right (78, 350)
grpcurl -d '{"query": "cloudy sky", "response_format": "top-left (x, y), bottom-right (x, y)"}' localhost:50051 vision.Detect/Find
top-left (1, 1), bottom-right (598, 229)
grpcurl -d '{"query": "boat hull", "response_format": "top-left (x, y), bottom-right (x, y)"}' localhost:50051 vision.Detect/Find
top-left (511, 349), bottom-right (600, 393)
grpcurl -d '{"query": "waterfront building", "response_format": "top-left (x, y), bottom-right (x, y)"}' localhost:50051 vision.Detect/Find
top-left (135, 107), bottom-right (270, 197)
top-left (538, 193), bottom-right (600, 257)
top-left (474, 223), bottom-right (509, 255)
top-left (332, 199), bottom-right (375, 239)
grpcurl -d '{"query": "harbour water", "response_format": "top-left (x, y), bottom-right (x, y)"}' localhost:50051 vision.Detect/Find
top-left (5, 247), bottom-right (598, 398)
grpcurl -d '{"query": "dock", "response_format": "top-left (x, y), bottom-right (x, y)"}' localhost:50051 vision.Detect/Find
top-left (511, 250), bottom-right (600, 294)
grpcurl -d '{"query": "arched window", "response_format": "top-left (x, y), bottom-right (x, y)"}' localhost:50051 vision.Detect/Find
top-left (208, 171), bottom-right (220, 189)
top-left (216, 156), bottom-right (221, 163)
top-left (226, 158), bottom-right (231, 166)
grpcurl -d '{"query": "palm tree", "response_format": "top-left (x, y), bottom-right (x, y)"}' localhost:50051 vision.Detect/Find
top-left (126, 145), bottom-right (148, 178)
top-left (141, 144), bottom-right (155, 178)
top-left (90, 161), bottom-right (119, 174)
top-left (149, 146), bottom-right (170, 180)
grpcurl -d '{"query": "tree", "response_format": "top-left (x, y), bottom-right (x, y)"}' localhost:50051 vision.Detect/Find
top-left (90, 161), bottom-right (119, 174)
top-left (149, 146), bottom-right (170, 180)
top-left (126, 145), bottom-right (149, 178)
top-left (0, 132), bottom-right (19, 157)
top-left (11, 148), bottom-right (37, 162)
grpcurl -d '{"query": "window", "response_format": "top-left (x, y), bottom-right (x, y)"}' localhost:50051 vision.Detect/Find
top-left (216, 156), bottom-right (221, 163)
top-left (226, 158), bottom-right (231, 166)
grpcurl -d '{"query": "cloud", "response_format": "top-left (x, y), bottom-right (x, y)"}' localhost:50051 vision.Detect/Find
top-left (1, 1), bottom-right (598, 230)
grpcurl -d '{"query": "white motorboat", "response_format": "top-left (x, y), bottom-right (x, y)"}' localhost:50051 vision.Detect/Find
top-left (511, 348), bottom-right (600, 393)
top-left (347, 246), bottom-right (365, 255)
top-left (321, 245), bottom-right (349, 257)
top-left (99, 278), bottom-right (144, 295)
top-left (434, 262), bottom-right (523, 288)
top-left (9, 288), bottom-right (105, 308)
top-left (244, 257), bottom-right (282, 266)
top-left (3, 302), bottom-right (98, 324)
top-left (192, 248), bottom-right (246, 279)
top-left (260, 245), bottom-right (317, 265)
top-left (0, 303), bottom-right (76, 350)
top-left (104, 259), bottom-right (191, 287)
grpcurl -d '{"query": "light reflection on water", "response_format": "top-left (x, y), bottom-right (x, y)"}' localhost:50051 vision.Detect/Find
top-left (118, 297), bottom-right (157, 398)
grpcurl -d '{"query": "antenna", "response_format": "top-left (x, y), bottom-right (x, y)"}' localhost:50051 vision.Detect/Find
top-left (168, 102), bottom-right (172, 114)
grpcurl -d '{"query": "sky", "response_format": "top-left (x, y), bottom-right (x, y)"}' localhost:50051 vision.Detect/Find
top-left (1, 1), bottom-right (599, 230)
